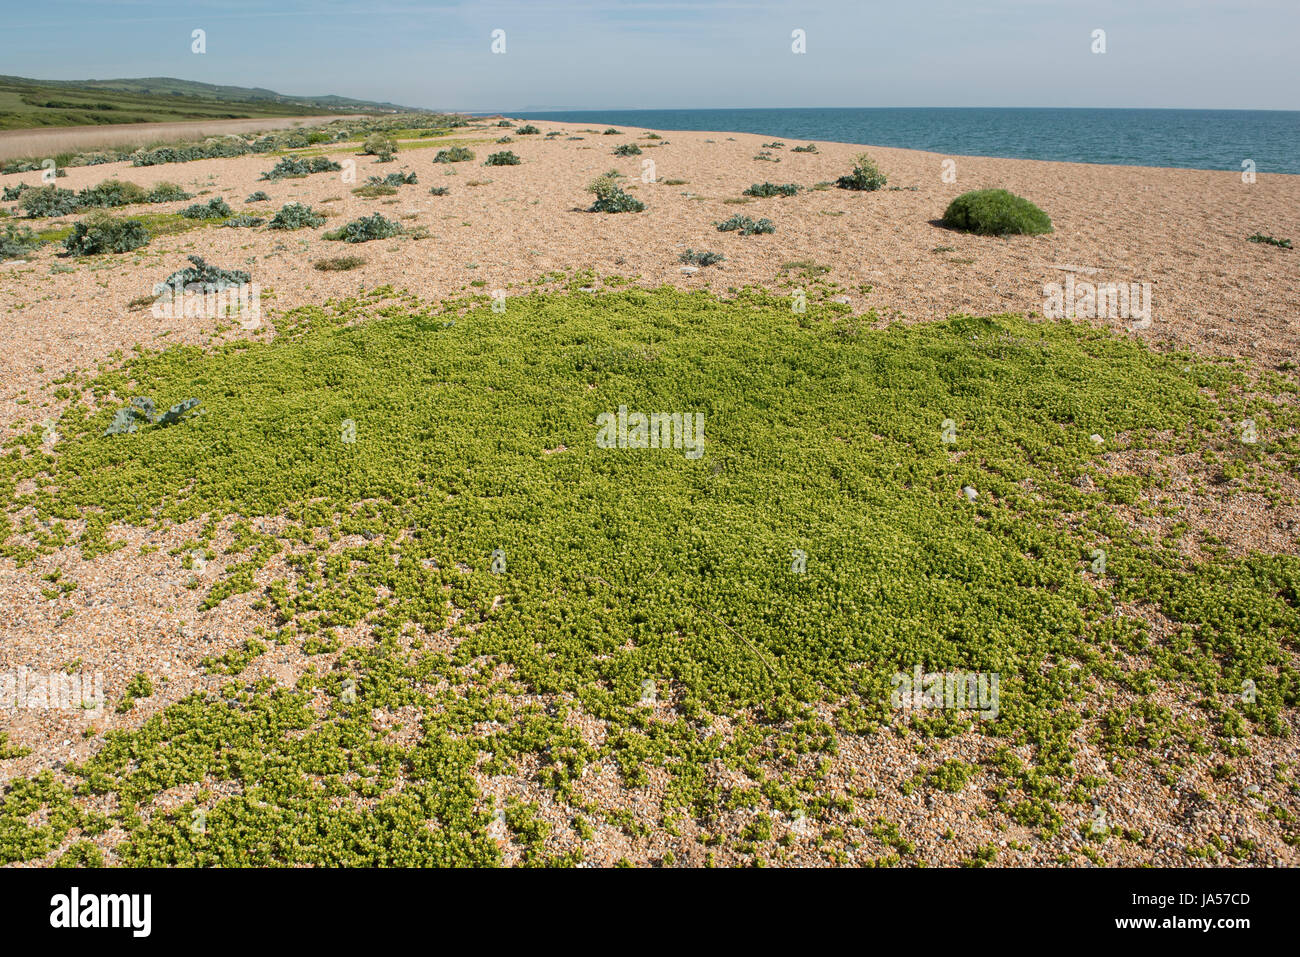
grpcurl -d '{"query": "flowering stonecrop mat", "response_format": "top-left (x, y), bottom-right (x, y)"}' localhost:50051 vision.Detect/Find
top-left (2, 282), bottom-right (1297, 866)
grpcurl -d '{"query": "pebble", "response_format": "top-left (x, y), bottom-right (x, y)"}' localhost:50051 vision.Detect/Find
top-left (962, 485), bottom-right (978, 501)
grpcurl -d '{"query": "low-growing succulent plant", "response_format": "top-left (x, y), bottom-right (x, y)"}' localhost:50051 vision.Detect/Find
top-left (1248, 232), bottom-right (1292, 248)
top-left (433, 146), bottom-right (474, 164)
top-left (483, 151), bottom-right (522, 167)
top-left (323, 213), bottom-right (402, 243)
top-left (716, 214), bottom-right (775, 235)
top-left (835, 153), bottom-right (887, 191)
top-left (743, 182), bottom-right (800, 198)
top-left (104, 397), bottom-right (201, 436)
top-left (267, 202), bottom-right (326, 230)
top-left (587, 174), bottom-right (644, 213)
top-left (63, 214), bottom-right (151, 255)
top-left (179, 197), bottom-right (233, 220)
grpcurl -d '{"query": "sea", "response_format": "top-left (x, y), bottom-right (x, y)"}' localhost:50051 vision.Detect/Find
top-left (501, 108), bottom-right (1300, 175)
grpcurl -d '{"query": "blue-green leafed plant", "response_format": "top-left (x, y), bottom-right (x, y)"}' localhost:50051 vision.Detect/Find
top-left (63, 214), bottom-right (150, 255)
top-left (19, 186), bottom-right (79, 218)
top-left (716, 214), bottom-right (774, 235)
top-left (613, 143), bottom-right (642, 156)
top-left (268, 203), bottom-right (326, 230)
top-left (179, 197), bottom-right (232, 220)
top-left (104, 397), bottom-right (201, 436)
top-left (323, 213), bottom-right (402, 243)
top-left (743, 183), bottom-right (800, 198)
top-left (835, 153), bottom-right (887, 191)
top-left (483, 151), bottom-right (521, 167)
top-left (245, 191), bottom-right (270, 203)
top-left (0, 223), bottom-right (40, 260)
top-left (588, 173), bottom-right (644, 213)
top-left (433, 147), bottom-right (474, 164)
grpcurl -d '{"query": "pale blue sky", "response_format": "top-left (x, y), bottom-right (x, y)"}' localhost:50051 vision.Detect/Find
top-left (2, 0), bottom-right (1296, 111)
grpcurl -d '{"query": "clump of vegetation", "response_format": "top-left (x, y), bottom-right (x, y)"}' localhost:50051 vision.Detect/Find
top-left (260, 156), bottom-right (343, 180)
top-left (587, 174), bottom-right (645, 213)
top-left (496, 119), bottom-right (514, 127)
top-left (133, 137), bottom-right (251, 167)
top-left (362, 133), bottom-right (398, 156)
top-left (679, 249), bottom-right (725, 267)
top-left (603, 127), bottom-right (621, 135)
top-left (0, 223), bottom-right (40, 260)
top-left (314, 255), bottom-right (366, 271)
top-left (63, 213), bottom-right (150, 255)
top-left (267, 203), bottom-right (325, 230)
top-left (515, 124), bottom-right (541, 135)
top-left (429, 187), bottom-right (450, 196)
top-left (2, 183), bottom-right (31, 202)
top-left (369, 172), bottom-right (418, 187)
top-left (245, 191), bottom-right (270, 203)
top-left (433, 146), bottom-right (474, 164)
top-left (483, 151), bottom-right (522, 167)
top-left (147, 182), bottom-right (193, 203)
top-left (155, 255), bottom-right (251, 294)
top-left (179, 197), bottom-right (233, 220)
top-left (352, 184), bottom-right (397, 198)
top-left (75, 180), bottom-right (148, 208)
top-left (835, 153), bottom-right (887, 191)
top-left (323, 213), bottom-right (403, 243)
top-left (941, 189), bottom-right (1053, 236)
top-left (716, 214), bottom-right (775, 235)
top-left (221, 215), bottom-right (266, 228)
top-left (1248, 233), bottom-right (1292, 249)
top-left (613, 143), bottom-right (642, 156)
top-left (1, 287), bottom-right (1294, 867)
top-left (743, 182), bottom-right (800, 198)
top-left (104, 398), bottom-right (200, 437)
top-left (496, 136), bottom-right (514, 144)
top-left (791, 143), bottom-right (819, 153)
top-left (19, 186), bottom-right (80, 218)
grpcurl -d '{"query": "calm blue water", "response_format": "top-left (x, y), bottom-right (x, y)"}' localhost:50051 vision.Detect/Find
top-left (502, 108), bottom-right (1300, 175)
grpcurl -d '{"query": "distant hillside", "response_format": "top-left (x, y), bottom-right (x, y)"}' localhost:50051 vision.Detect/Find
top-left (0, 75), bottom-right (427, 130)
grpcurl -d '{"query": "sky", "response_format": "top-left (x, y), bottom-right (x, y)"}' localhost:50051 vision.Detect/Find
top-left (2, 0), bottom-right (1297, 112)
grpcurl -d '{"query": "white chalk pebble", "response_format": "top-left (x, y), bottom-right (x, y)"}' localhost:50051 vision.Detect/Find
top-left (962, 485), bottom-right (978, 502)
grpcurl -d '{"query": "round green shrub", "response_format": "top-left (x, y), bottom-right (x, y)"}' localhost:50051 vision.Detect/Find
top-left (63, 213), bottom-right (150, 256)
top-left (941, 189), bottom-right (1052, 236)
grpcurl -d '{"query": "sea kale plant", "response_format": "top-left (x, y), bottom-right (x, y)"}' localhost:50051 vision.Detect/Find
top-left (0, 223), bottom-right (40, 260)
top-left (587, 173), bottom-right (644, 213)
top-left (323, 213), bottom-right (403, 243)
top-left (267, 203), bottom-right (326, 230)
top-left (63, 214), bottom-right (151, 255)
top-left (483, 151), bottom-right (522, 167)
top-left (835, 153), bottom-right (888, 191)
top-left (716, 214), bottom-right (775, 235)
top-left (433, 147), bottom-right (474, 164)
top-left (179, 197), bottom-right (233, 220)
top-left (744, 182), bottom-right (801, 198)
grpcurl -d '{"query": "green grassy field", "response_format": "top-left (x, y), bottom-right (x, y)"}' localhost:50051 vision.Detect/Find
top-left (0, 75), bottom-right (404, 130)
top-left (2, 284), bottom-right (1297, 865)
